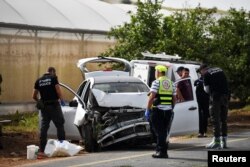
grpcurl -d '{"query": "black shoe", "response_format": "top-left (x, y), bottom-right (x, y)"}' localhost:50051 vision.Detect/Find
top-left (152, 152), bottom-right (168, 158)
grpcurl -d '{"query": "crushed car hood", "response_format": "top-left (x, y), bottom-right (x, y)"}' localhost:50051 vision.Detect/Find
top-left (92, 89), bottom-right (148, 108)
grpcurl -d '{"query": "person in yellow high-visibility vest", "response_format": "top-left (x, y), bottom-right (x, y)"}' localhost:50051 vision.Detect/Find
top-left (145, 65), bottom-right (175, 158)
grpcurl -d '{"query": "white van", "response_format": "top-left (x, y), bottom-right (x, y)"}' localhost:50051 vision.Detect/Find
top-left (131, 52), bottom-right (201, 135)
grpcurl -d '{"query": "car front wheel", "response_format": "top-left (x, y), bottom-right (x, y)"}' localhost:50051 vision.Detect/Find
top-left (81, 122), bottom-right (99, 152)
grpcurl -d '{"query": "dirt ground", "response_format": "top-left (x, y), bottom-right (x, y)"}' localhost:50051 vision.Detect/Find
top-left (0, 110), bottom-right (250, 167)
top-left (0, 131), bottom-right (86, 167)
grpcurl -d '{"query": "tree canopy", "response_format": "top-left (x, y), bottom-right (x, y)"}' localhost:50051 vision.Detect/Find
top-left (102, 1), bottom-right (250, 103)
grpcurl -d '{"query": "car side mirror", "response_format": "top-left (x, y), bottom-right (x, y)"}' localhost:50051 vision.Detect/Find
top-left (69, 100), bottom-right (78, 107)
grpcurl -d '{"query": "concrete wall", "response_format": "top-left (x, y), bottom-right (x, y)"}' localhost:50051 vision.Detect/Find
top-left (0, 30), bottom-right (114, 103)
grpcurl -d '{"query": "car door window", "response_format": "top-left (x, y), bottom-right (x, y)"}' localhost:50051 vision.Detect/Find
top-left (175, 78), bottom-right (194, 103)
top-left (77, 81), bottom-right (87, 96)
top-left (81, 81), bottom-right (91, 104)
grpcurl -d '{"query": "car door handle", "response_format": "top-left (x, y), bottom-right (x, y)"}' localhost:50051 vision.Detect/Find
top-left (188, 106), bottom-right (197, 111)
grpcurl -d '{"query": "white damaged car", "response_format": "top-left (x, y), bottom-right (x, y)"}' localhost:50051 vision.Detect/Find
top-left (40, 57), bottom-right (152, 152)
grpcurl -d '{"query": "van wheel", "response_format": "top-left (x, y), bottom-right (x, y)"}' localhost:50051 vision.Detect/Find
top-left (82, 123), bottom-right (99, 152)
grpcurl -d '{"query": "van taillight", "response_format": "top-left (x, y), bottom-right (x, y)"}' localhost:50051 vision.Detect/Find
top-left (103, 68), bottom-right (112, 71)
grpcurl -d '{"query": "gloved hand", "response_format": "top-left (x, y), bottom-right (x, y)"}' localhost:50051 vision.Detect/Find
top-left (144, 109), bottom-right (151, 121)
top-left (60, 100), bottom-right (66, 106)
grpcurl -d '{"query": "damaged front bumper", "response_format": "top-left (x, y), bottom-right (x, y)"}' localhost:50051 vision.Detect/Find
top-left (97, 120), bottom-right (151, 147)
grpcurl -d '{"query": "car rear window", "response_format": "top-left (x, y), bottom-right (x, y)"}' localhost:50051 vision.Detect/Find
top-left (93, 82), bottom-right (149, 93)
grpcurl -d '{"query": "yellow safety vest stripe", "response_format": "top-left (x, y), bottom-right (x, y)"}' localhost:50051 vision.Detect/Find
top-left (158, 76), bottom-right (173, 105)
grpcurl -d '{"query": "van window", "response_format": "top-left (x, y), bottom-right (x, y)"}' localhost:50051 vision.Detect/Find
top-left (175, 78), bottom-right (194, 103)
top-left (195, 67), bottom-right (201, 78)
top-left (148, 66), bottom-right (174, 87)
top-left (171, 70), bottom-right (176, 82)
top-left (148, 66), bottom-right (155, 87)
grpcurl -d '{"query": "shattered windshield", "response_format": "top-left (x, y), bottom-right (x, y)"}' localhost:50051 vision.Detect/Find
top-left (93, 82), bottom-right (149, 93)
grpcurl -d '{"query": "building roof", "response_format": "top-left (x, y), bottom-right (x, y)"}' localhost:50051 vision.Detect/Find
top-left (114, 3), bottom-right (173, 16)
top-left (162, 0), bottom-right (250, 11)
top-left (0, 0), bottom-right (131, 34)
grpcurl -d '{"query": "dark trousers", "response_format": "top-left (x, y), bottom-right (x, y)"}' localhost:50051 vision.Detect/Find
top-left (198, 98), bottom-right (209, 134)
top-left (40, 102), bottom-right (65, 152)
top-left (151, 108), bottom-right (173, 154)
top-left (210, 94), bottom-right (228, 138)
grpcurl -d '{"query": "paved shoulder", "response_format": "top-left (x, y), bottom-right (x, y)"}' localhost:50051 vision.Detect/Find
top-left (22, 130), bottom-right (250, 167)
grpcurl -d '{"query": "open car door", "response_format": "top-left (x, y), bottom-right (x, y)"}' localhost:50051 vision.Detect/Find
top-left (77, 56), bottom-right (131, 79)
top-left (43, 83), bottom-right (86, 141)
top-left (170, 78), bottom-right (199, 135)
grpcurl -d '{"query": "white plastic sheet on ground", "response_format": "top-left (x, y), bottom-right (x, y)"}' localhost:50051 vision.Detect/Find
top-left (44, 139), bottom-right (83, 157)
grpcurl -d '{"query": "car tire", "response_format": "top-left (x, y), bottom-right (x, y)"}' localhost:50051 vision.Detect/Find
top-left (82, 122), bottom-right (99, 152)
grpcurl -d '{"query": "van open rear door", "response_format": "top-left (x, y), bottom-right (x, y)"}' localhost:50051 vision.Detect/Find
top-left (131, 60), bottom-right (172, 87)
top-left (132, 63), bottom-right (150, 84)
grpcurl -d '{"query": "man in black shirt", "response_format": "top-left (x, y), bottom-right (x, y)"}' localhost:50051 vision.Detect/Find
top-left (194, 74), bottom-right (209, 138)
top-left (32, 67), bottom-right (66, 156)
top-left (199, 64), bottom-right (229, 149)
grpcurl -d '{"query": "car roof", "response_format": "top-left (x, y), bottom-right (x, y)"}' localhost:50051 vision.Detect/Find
top-left (91, 76), bottom-right (143, 84)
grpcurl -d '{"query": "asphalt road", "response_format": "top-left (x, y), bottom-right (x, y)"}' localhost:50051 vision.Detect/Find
top-left (22, 130), bottom-right (250, 167)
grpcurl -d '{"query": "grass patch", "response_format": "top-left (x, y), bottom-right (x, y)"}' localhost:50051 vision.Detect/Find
top-left (229, 105), bottom-right (250, 115)
top-left (0, 111), bottom-right (38, 132)
top-left (243, 105), bottom-right (250, 111)
top-left (228, 105), bottom-right (250, 123)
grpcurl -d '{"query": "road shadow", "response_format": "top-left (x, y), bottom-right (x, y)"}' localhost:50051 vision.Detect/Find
top-left (100, 141), bottom-right (205, 152)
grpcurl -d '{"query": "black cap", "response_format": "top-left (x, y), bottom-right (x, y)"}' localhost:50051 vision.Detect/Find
top-left (176, 66), bottom-right (184, 72)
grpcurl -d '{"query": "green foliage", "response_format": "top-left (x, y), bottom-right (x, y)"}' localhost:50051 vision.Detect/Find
top-left (102, 1), bottom-right (164, 60)
top-left (1, 111), bottom-right (38, 132)
top-left (102, 1), bottom-right (250, 103)
top-left (243, 105), bottom-right (250, 111)
top-left (161, 7), bottom-right (217, 61)
top-left (209, 9), bottom-right (250, 102)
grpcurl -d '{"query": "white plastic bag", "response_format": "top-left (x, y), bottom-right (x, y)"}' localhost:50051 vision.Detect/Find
top-left (44, 139), bottom-right (83, 157)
